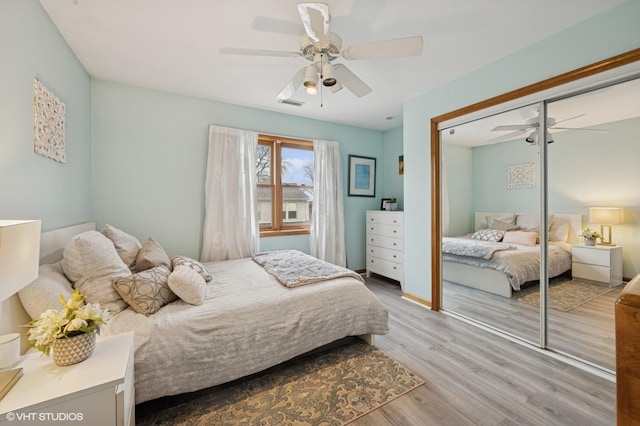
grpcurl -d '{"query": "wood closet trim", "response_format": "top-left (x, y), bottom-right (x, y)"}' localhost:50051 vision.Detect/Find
top-left (430, 48), bottom-right (640, 311)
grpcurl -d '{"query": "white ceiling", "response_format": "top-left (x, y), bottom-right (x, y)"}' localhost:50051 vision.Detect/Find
top-left (40, 0), bottom-right (625, 131)
top-left (441, 77), bottom-right (640, 147)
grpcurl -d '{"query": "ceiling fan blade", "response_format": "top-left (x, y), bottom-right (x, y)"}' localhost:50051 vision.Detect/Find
top-left (276, 67), bottom-right (307, 100)
top-left (486, 129), bottom-right (528, 144)
top-left (341, 36), bottom-right (423, 60)
top-left (297, 3), bottom-right (330, 46)
top-left (550, 127), bottom-right (611, 132)
top-left (333, 64), bottom-right (371, 97)
top-left (491, 124), bottom-right (535, 132)
top-left (551, 113), bottom-right (585, 125)
top-left (220, 47), bottom-right (301, 58)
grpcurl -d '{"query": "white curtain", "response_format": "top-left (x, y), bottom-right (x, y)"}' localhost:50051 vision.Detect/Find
top-left (310, 140), bottom-right (346, 266)
top-left (201, 125), bottom-right (260, 262)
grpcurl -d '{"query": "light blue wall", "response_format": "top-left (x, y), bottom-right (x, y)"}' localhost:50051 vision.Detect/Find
top-left (403, 1), bottom-right (640, 300)
top-left (383, 127), bottom-right (404, 210)
top-left (91, 80), bottom-right (385, 269)
top-left (0, 0), bottom-right (92, 231)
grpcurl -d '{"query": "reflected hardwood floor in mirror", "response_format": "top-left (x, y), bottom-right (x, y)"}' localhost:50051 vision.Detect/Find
top-left (360, 275), bottom-right (615, 426)
top-left (442, 276), bottom-right (621, 371)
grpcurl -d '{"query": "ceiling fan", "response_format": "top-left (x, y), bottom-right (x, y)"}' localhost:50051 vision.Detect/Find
top-left (489, 113), bottom-right (610, 144)
top-left (220, 3), bottom-right (423, 102)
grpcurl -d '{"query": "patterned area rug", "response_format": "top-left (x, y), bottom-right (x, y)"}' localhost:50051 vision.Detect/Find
top-left (513, 275), bottom-right (617, 312)
top-left (136, 340), bottom-right (424, 426)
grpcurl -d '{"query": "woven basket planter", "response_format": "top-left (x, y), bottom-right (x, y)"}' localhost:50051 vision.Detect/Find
top-left (53, 332), bottom-right (96, 367)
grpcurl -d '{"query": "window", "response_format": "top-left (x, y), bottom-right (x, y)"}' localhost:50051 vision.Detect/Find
top-left (257, 135), bottom-right (314, 236)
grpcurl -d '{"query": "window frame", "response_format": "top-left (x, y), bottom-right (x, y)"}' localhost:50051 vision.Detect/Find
top-left (257, 135), bottom-right (314, 237)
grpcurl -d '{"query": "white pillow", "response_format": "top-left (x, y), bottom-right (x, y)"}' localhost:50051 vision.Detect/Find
top-left (168, 265), bottom-right (207, 305)
top-left (503, 230), bottom-right (539, 246)
top-left (485, 214), bottom-right (515, 229)
top-left (18, 262), bottom-right (73, 320)
top-left (549, 219), bottom-right (570, 242)
top-left (61, 230), bottom-right (131, 314)
top-left (102, 224), bottom-right (141, 269)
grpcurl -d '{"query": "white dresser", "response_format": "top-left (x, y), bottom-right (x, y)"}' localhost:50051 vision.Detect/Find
top-left (572, 244), bottom-right (623, 287)
top-left (366, 210), bottom-right (404, 289)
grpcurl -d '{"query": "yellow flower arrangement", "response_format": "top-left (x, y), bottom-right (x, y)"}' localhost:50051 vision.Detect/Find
top-left (26, 289), bottom-right (110, 356)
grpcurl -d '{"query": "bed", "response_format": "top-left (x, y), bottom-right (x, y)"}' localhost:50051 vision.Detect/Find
top-left (442, 212), bottom-right (582, 298)
top-left (16, 222), bottom-right (389, 404)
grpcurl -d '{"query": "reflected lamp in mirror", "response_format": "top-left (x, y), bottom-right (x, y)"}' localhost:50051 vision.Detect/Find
top-left (589, 207), bottom-right (623, 246)
top-left (0, 220), bottom-right (41, 302)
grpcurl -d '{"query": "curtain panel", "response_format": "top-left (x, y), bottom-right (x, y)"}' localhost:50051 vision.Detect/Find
top-left (201, 125), bottom-right (260, 262)
top-left (310, 140), bottom-right (346, 267)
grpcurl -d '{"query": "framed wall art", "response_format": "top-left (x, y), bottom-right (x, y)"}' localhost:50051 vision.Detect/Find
top-left (507, 163), bottom-right (535, 189)
top-left (348, 155), bottom-right (376, 197)
top-left (34, 77), bottom-right (66, 163)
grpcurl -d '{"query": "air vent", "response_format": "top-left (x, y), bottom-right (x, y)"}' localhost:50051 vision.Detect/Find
top-left (278, 99), bottom-right (304, 107)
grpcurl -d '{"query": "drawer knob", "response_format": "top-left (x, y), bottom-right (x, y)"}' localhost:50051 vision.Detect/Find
top-left (393, 243), bottom-right (397, 246)
top-left (393, 255), bottom-right (397, 258)
top-left (393, 266), bottom-right (397, 270)
top-left (393, 230), bottom-right (397, 233)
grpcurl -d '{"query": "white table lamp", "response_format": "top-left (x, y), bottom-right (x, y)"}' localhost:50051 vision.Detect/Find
top-left (589, 207), bottom-right (623, 246)
top-left (0, 220), bottom-right (41, 302)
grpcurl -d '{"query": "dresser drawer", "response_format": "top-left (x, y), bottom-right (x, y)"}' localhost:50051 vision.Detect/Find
top-left (572, 247), bottom-right (611, 267)
top-left (366, 212), bottom-right (404, 227)
top-left (366, 257), bottom-right (404, 281)
top-left (366, 223), bottom-right (403, 238)
top-left (367, 244), bottom-right (404, 263)
top-left (572, 263), bottom-right (611, 284)
top-left (366, 234), bottom-right (402, 250)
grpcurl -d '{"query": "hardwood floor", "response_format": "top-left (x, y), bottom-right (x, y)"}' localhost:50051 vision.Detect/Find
top-left (356, 276), bottom-right (616, 426)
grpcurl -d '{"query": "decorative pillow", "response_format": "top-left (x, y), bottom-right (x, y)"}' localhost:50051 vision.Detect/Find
top-left (502, 230), bottom-right (539, 246)
top-left (136, 237), bottom-right (171, 272)
top-left (102, 224), bottom-right (141, 269)
top-left (471, 229), bottom-right (505, 242)
top-left (485, 214), bottom-right (515, 229)
top-left (18, 262), bottom-right (73, 320)
top-left (61, 230), bottom-right (131, 314)
top-left (113, 265), bottom-right (177, 315)
top-left (516, 214), bottom-right (554, 243)
top-left (489, 219), bottom-right (520, 232)
top-left (168, 265), bottom-right (207, 305)
top-left (549, 219), bottom-right (570, 242)
top-left (171, 256), bottom-right (212, 282)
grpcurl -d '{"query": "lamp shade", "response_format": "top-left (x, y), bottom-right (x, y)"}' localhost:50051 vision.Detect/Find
top-left (589, 207), bottom-right (623, 225)
top-left (0, 220), bottom-right (41, 301)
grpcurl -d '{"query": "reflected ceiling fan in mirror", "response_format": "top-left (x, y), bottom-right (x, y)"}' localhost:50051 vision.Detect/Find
top-left (488, 113), bottom-right (611, 144)
top-left (220, 2), bottom-right (423, 104)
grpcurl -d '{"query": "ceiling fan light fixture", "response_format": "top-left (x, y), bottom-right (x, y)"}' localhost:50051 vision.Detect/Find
top-left (525, 132), bottom-right (537, 144)
top-left (321, 62), bottom-right (336, 87)
top-left (303, 64), bottom-right (318, 92)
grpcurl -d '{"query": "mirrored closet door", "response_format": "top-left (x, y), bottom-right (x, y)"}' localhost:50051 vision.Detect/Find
top-left (438, 74), bottom-right (640, 373)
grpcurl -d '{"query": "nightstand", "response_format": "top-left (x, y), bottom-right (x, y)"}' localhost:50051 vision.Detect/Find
top-left (572, 244), bottom-right (623, 287)
top-left (0, 332), bottom-right (134, 426)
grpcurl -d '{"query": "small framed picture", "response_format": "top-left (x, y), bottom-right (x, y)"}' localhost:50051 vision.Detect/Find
top-left (348, 155), bottom-right (376, 197)
top-left (381, 198), bottom-right (392, 210)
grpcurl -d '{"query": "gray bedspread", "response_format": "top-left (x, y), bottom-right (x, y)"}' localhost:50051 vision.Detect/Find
top-left (442, 237), bottom-right (516, 259)
top-left (253, 249), bottom-right (364, 287)
top-left (443, 240), bottom-right (572, 291)
top-left (103, 256), bottom-right (389, 404)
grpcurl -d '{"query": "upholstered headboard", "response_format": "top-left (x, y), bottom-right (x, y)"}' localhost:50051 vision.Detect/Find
top-left (473, 212), bottom-right (582, 244)
top-left (0, 222), bottom-right (96, 353)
